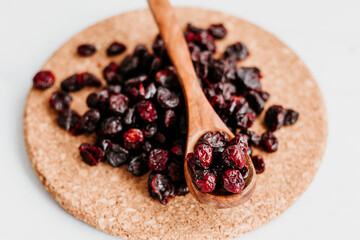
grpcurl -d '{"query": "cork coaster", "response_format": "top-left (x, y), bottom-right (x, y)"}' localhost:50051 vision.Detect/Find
top-left (24, 7), bottom-right (327, 240)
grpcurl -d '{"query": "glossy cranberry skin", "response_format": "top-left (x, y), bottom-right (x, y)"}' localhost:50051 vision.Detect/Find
top-left (164, 109), bottom-right (176, 128)
top-left (222, 145), bottom-right (246, 169)
top-left (192, 170), bottom-right (216, 193)
top-left (101, 116), bottom-right (122, 137)
top-left (148, 173), bottom-right (175, 205)
top-left (148, 149), bottom-right (169, 171)
top-left (236, 67), bottom-right (261, 91)
top-left (156, 87), bottom-right (180, 109)
top-left (105, 143), bottom-right (129, 167)
top-left (77, 44), bottom-right (96, 56)
top-left (106, 42), bottom-right (126, 56)
top-left (103, 62), bottom-right (122, 84)
top-left (49, 91), bottom-right (72, 112)
top-left (123, 128), bottom-right (144, 150)
top-left (127, 154), bottom-right (149, 176)
top-left (86, 89), bottom-right (109, 110)
top-left (197, 131), bottom-right (228, 149)
top-left (33, 71), bottom-right (55, 89)
top-left (72, 109), bottom-right (101, 135)
top-left (136, 100), bottom-right (158, 123)
top-left (81, 72), bottom-right (101, 87)
top-left (194, 144), bottom-right (213, 169)
top-left (79, 143), bottom-right (104, 166)
top-left (222, 169), bottom-right (245, 193)
top-left (57, 109), bottom-right (79, 131)
top-left (251, 155), bottom-right (265, 174)
top-left (261, 131), bottom-right (278, 152)
top-left (207, 24), bottom-right (227, 39)
top-left (109, 94), bottom-right (129, 115)
top-left (284, 109), bottom-right (299, 125)
top-left (265, 105), bottom-right (287, 131)
top-left (61, 74), bottom-right (84, 92)
top-left (240, 165), bottom-right (249, 179)
top-left (155, 69), bottom-right (178, 88)
top-left (224, 42), bottom-right (248, 60)
top-left (246, 90), bottom-right (265, 114)
top-left (242, 130), bottom-right (261, 147)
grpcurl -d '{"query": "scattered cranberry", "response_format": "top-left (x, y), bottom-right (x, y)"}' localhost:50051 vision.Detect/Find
top-left (265, 105), bottom-right (287, 131)
top-left (156, 87), bottom-right (180, 109)
top-left (251, 155), bottom-right (265, 174)
top-left (284, 109), bottom-right (299, 126)
top-left (127, 154), bottom-right (149, 176)
top-left (79, 143), bottom-right (104, 166)
top-left (123, 128), bottom-right (144, 149)
top-left (207, 24), bottom-right (227, 39)
top-left (105, 143), bottom-right (129, 167)
top-left (222, 169), bottom-right (245, 193)
top-left (103, 62), bottom-right (122, 84)
top-left (49, 91), bottom-right (72, 112)
top-left (72, 109), bottom-right (101, 135)
top-left (148, 149), bottom-right (169, 171)
top-left (106, 42), bottom-right (126, 56)
top-left (261, 131), bottom-right (278, 152)
top-left (61, 74), bottom-right (83, 92)
top-left (193, 170), bottom-right (216, 193)
top-left (224, 42), bottom-right (248, 60)
top-left (148, 173), bottom-right (175, 205)
top-left (77, 44), bottom-right (96, 56)
top-left (33, 71), bottom-right (55, 89)
top-left (57, 109), bottom-right (80, 131)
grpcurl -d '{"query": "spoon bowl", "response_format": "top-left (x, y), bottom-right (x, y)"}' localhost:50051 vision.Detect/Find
top-left (148, 0), bottom-right (256, 208)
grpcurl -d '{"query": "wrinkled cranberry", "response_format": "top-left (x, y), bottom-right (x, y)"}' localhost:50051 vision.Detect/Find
top-left (148, 149), bottom-right (169, 171)
top-left (72, 109), bottom-right (101, 135)
top-left (106, 42), bottom-right (126, 56)
top-left (284, 109), bottom-right (299, 126)
top-left (142, 140), bottom-right (153, 153)
top-left (148, 173), bottom-right (175, 205)
top-left (123, 107), bottom-right (136, 125)
top-left (101, 116), bottom-right (122, 137)
top-left (157, 87), bottom-right (180, 109)
top-left (127, 154), bottom-right (149, 176)
top-left (103, 62), bottom-right (122, 84)
top-left (57, 109), bottom-right (79, 131)
top-left (86, 89), bottom-right (109, 110)
top-left (192, 170), bottom-right (216, 193)
top-left (79, 143), bottom-right (104, 165)
top-left (251, 155), bottom-right (265, 174)
top-left (171, 143), bottom-right (184, 157)
top-left (81, 72), bottom-right (101, 87)
top-left (187, 153), bottom-right (197, 172)
top-left (265, 105), bottom-right (287, 131)
top-left (236, 67), bottom-right (261, 91)
top-left (105, 143), bottom-right (129, 167)
top-left (194, 144), bottom-right (213, 169)
top-left (167, 160), bottom-right (184, 182)
top-left (209, 59), bottom-right (236, 83)
top-left (164, 109), bottom-right (176, 128)
top-left (208, 24), bottom-right (227, 39)
top-left (61, 74), bottom-right (83, 92)
top-left (156, 69), bottom-right (179, 88)
top-left (222, 169), bottom-right (245, 193)
top-left (98, 138), bottom-right (112, 151)
top-left (109, 94), bottom-right (129, 115)
top-left (246, 90), bottom-right (265, 114)
top-left (197, 131), bottom-right (228, 149)
top-left (33, 71), bottom-right (55, 89)
top-left (136, 100), bottom-right (158, 123)
top-left (240, 165), bottom-right (249, 179)
top-left (49, 91), bottom-right (72, 112)
top-left (224, 42), bottom-right (248, 60)
top-left (222, 145), bottom-right (246, 169)
top-left (234, 109), bottom-right (256, 130)
top-left (261, 131), bottom-right (278, 152)
top-left (142, 123), bottom-right (157, 138)
top-left (145, 83), bottom-right (157, 99)
top-left (242, 130), bottom-right (261, 147)
top-left (209, 95), bottom-right (226, 111)
top-left (123, 128), bottom-right (144, 149)
top-left (77, 44), bottom-right (96, 56)
top-left (229, 133), bottom-right (248, 153)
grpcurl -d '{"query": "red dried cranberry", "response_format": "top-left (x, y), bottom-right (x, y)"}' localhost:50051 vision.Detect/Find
top-left (236, 67), bottom-right (262, 91)
top-left (207, 24), bottom-right (227, 39)
top-left (61, 74), bottom-right (84, 92)
top-left (106, 42), bottom-right (126, 56)
top-left (240, 165), bottom-right (249, 179)
top-left (157, 87), bottom-right (180, 109)
top-left (77, 44), bottom-right (96, 56)
top-left (197, 131), bottom-right (229, 149)
top-left (227, 95), bottom-right (247, 115)
top-left (57, 109), bottom-right (79, 131)
top-left (265, 105), bottom-right (287, 131)
top-left (251, 155), bottom-right (265, 174)
top-left (167, 160), bottom-right (184, 182)
top-left (186, 153), bottom-right (196, 172)
top-left (194, 144), bottom-right (213, 169)
top-left (171, 144), bottom-right (184, 157)
top-left (192, 170), bottom-right (216, 193)
top-left (234, 109), bottom-right (256, 130)
top-left (79, 143), bottom-right (104, 166)
top-left (49, 91), bottom-right (72, 112)
top-left (123, 128), bottom-right (144, 149)
top-left (284, 109), bottom-right (299, 125)
top-left (261, 131), bottom-right (278, 152)
top-left (127, 154), bottom-right (149, 176)
top-left (164, 109), bottom-right (176, 128)
top-left (105, 143), bottom-right (129, 167)
top-left (224, 42), bottom-right (248, 60)
top-left (86, 89), bottom-right (109, 110)
top-left (33, 71), bottom-right (55, 89)
top-left (229, 134), bottom-right (249, 153)
top-left (148, 149), bottom-right (169, 171)
top-left (148, 173), bottom-right (175, 205)
top-left (109, 94), bottom-right (129, 115)
top-left (72, 109), bottom-right (101, 135)
top-left (142, 123), bottom-right (157, 138)
top-left (103, 62), bottom-right (122, 84)
top-left (136, 100), bottom-right (158, 123)
top-left (101, 116), bottom-right (122, 137)
top-left (222, 145), bottom-right (246, 169)
top-left (222, 169), bottom-right (245, 193)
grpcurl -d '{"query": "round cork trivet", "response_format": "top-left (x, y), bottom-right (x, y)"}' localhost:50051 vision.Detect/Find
top-left (24, 7), bottom-right (327, 240)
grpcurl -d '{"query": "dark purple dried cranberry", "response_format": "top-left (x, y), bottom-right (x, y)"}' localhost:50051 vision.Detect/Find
top-left (194, 144), bottom-right (213, 169)
top-left (142, 140), bottom-right (153, 153)
top-left (33, 71), bottom-right (55, 89)
top-left (284, 109), bottom-right (299, 126)
top-left (209, 59), bottom-right (236, 83)
top-left (145, 83), bottom-right (157, 99)
top-left (148, 173), bottom-right (175, 205)
top-left (125, 75), bottom-right (148, 86)
top-left (227, 95), bottom-right (247, 115)
top-left (123, 107), bottom-right (136, 125)
top-left (98, 138), bottom-right (111, 151)
top-left (265, 105), bottom-right (287, 131)
top-left (86, 89), bottom-right (109, 110)
top-left (142, 123), bottom-right (157, 138)
top-left (105, 84), bottom-right (122, 95)
top-left (174, 181), bottom-right (189, 196)
top-left (192, 170), bottom-right (216, 193)
top-left (261, 131), bottom-right (278, 152)
top-left (118, 55), bottom-right (140, 78)
top-left (152, 34), bottom-right (169, 62)
top-left (73, 109), bottom-right (101, 135)
top-left (157, 87), bottom-right (180, 109)
top-left (61, 74), bottom-right (84, 92)
top-left (106, 42), bottom-right (126, 56)
top-left (167, 160), bottom-right (184, 182)
top-left (251, 155), bottom-right (265, 174)
top-left (109, 94), bottom-right (129, 115)
top-left (222, 169), bottom-right (245, 193)
top-left (229, 134), bottom-right (249, 153)
top-left (77, 44), bottom-right (96, 56)
top-left (222, 145), bottom-right (246, 169)
top-left (224, 42), bottom-right (248, 60)
top-left (190, 31), bottom-right (216, 53)
top-left (170, 144), bottom-right (184, 157)
top-left (246, 90), bottom-right (265, 114)
top-left (156, 69), bottom-right (179, 88)
top-left (236, 67), bottom-right (261, 91)
top-left (242, 130), bottom-right (261, 147)
top-left (79, 143), bottom-right (104, 166)
top-left (186, 153), bottom-right (196, 172)
top-left (49, 91), bottom-right (72, 112)
top-left (148, 149), bottom-right (169, 171)
top-left (57, 109), bottom-right (80, 131)
top-left (234, 108), bottom-right (255, 130)
top-left (209, 95), bottom-right (226, 111)
top-left (240, 165), bottom-right (249, 179)
top-left (207, 24), bottom-right (227, 39)
top-left (105, 143), bottom-right (129, 167)
top-left (164, 109), bottom-right (176, 128)
top-left (127, 154), bottom-right (149, 176)
top-left (197, 131), bottom-right (228, 149)
top-left (103, 62), bottom-right (122, 84)
top-left (101, 116), bottom-right (122, 137)
top-left (123, 128), bottom-right (144, 149)
top-left (259, 91), bottom-right (270, 101)
top-left (186, 23), bottom-right (204, 34)
top-left (81, 72), bottom-right (101, 87)
top-left (136, 100), bottom-right (158, 123)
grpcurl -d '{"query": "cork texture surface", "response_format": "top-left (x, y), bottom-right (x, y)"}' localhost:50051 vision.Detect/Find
top-left (23, 8), bottom-right (328, 240)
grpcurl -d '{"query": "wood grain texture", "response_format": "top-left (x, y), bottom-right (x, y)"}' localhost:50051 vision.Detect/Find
top-left (24, 7), bottom-right (327, 240)
top-left (148, 0), bottom-right (256, 208)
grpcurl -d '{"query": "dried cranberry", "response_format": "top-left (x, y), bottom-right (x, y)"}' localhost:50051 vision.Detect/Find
top-left (167, 160), bottom-right (184, 182)
top-left (227, 95), bottom-right (247, 115)
top-left (224, 42), bottom-right (248, 60)
top-left (236, 67), bottom-right (261, 91)
top-left (194, 144), bottom-right (213, 169)
top-left (222, 145), bottom-right (246, 169)
top-left (229, 134), bottom-right (248, 153)
top-left (123, 128), bottom-right (144, 149)
top-left (145, 83), bottom-right (157, 99)
top-left (197, 131), bottom-right (228, 149)
top-left (251, 155), bottom-right (265, 174)
top-left (125, 75), bottom-right (148, 86)
top-left (148, 149), bottom-right (169, 171)
top-left (101, 116), bottom-right (122, 137)
top-left (192, 170), bottom-right (216, 193)
top-left (127, 154), bottom-right (149, 176)
top-left (109, 94), bottom-right (129, 115)
top-left (49, 91), bottom-right (72, 112)
top-left (72, 109), bottom-right (101, 135)
top-left (242, 130), bottom-right (261, 147)
top-left (152, 34), bottom-right (169, 62)
top-left (103, 62), bottom-right (122, 84)
top-left (57, 109), bottom-right (79, 131)
top-left (157, 87), bottom-right (180, 109)
top-left (240, 165), bottom-right (249, 179)
top-left (61, 74), bottom-right (84, 92)
top-left (79, 143), bottom-right (104, 166)
top-left (98, 138), bottom-right (112, 151)
top-left (77, 44), bottom-right (96, 56)
top-left (170, 144), bottom-right (184, 157)
top-left (118, 55), bottom-right (140, 78)
top-left (284, 109), bottom-right (299, 125)
top-left (191, 31), bottom-right (216, 53)
top-left (86, 89), bottom-right (109, 110)
top-left (105, 85), bottom-right (122, 95)
top-left (164, 109), bottom-right (176, 128)
top-left (148, 172), bottom-right (175, 205)
top-left (106, 42), bottom-right (126, 56)
top-left (33, 71), bottom-right (55, 89)
top-left (174, 181), bottom-right (189, 196)
top-left (246, 90), bottom-right (265, 114)
top-left (234, 109), bottom-right (255, 130)
top-left (142, 123), bottom-right (157, 138)
top-left (209, 95), bottom-right (226, 111)
top-left (156, 69), bottom-right (179, 88)
top-left (261, 131), bottom-right (278, 152)
top-left (136, 100), bottom-right (158, 123)
top-left (222, 169), bottom-right (245, 193)
top-left (265, 105), bottom-right (287, 131)
top-left (207, 24), bottom-right (227, 39)
top-left (142, 140), bottom-right (153, 153)
top-left (123, 107), bottom-right (136, 125)
top-left (104, 143), bottom-right (129, 167)
top-left (186, 23), bottom-right (204, 34)
top-left (186, 153), bottom-right (196, 172)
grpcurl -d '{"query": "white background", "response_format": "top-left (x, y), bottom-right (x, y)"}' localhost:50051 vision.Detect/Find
top-left (1, 0), bottom-right (359, 239)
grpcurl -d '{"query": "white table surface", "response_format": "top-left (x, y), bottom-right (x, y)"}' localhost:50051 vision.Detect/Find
top-left (1, 0), bottom-right (359, 239)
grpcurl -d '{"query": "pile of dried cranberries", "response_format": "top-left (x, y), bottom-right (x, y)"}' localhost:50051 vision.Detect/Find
top-left (33, 23), bottom-right (298, 204)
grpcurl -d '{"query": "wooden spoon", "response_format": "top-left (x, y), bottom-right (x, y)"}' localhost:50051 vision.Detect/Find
top-left (148, 0), bottom-right (256, 208)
